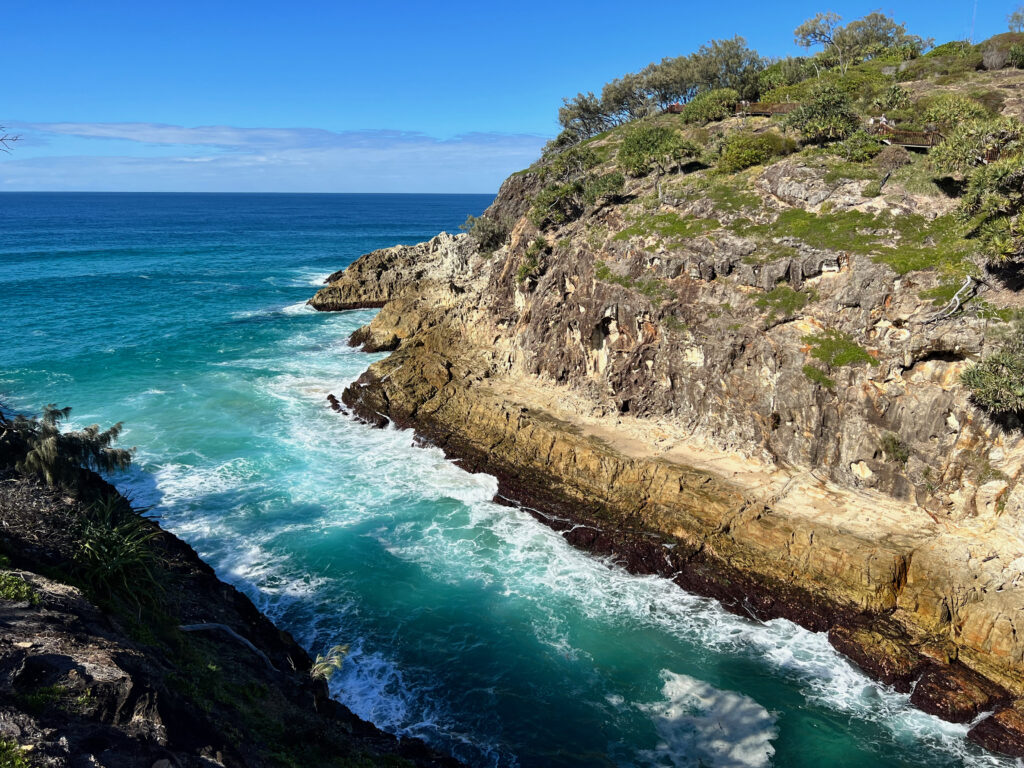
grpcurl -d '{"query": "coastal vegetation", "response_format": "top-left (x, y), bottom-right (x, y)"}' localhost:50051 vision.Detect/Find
top-left (0, 404), bottom-right (132, 492)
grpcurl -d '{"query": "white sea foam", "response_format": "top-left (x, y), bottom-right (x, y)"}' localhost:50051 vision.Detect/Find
top-left (637, 671), bottom-right (777, 768)
top-left (282, 300), bottom-right (316, 315)
top-left (136, 304), bottom-right (1024, 768)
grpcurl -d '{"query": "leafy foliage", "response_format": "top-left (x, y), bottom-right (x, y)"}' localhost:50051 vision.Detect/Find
top-left (962, 329), bottom-right (1024, 413)
top-left (460, 214), bottom-right (510, 254)
top-left (802, 364), bottom-right (836, 389)
top-left (836, 130), bottom-right (884, 162)
top-left (73, 495), bottom-right (162, 606)
top-left (794, 11), bottom-right (929, 74)
top-left (958, 154), bottom-right (1024, 263)
top-left (718, 131), bottom-right (796, 172)
top-left (1011, 6), bottom-right (1024, 33)
top-left (1009, 43), bottom-right (1024, 67)
top-left (871, 84), bottom-right (911, 113)
top-left (618, 125), bottom-right (701, 177)
top-left (932, 117), bottom-right (1024, 174)
top-left (0, 572), bottom-right (39, 605)
top-left (0, 739), bottom-right (30, 768)
top-left (921, 93), bottom-right (990, 127)
top-left (0, 405), bottom-right (133, 491)
top-left (931, 116), bottom-right (1024, 263)
top-left (582, 171), bottom-right (625, 206)
top-left (784, 83), bottom-right (860, 144)
top-left (754, 285), bottom-right (813, 319)
top-left (803, 329), bottom-right (879, 367)
top-left (680, 88), bottom-right (739, 125)
top-left (879, 432), bottom-right (910, 464)
top-left (557, 37), bottom-right (765, 140)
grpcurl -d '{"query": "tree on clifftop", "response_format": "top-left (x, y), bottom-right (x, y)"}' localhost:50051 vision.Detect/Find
top-left (1010, 5), bottom-right (1024, 33)
top-left (795, 11), bottom-right (928, 74)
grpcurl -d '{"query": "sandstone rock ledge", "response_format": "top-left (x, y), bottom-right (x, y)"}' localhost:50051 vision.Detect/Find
top-left (311, 220), bottom-right (1024, 758)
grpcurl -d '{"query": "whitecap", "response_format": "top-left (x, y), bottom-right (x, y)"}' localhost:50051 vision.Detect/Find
top-left (637, 671), bottom-right (777, 768)
top-left (282, 301), bottom-right (316, 316)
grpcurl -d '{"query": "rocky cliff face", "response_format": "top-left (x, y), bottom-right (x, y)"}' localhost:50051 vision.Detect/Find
top-left (0, 469), bottom-right (457, 768)
top-left (310, 89), bottom-right (1024, 756)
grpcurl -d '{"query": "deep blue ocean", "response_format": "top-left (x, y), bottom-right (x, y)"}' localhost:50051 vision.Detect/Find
top-left (0, 192), bottom-right (1016, 768)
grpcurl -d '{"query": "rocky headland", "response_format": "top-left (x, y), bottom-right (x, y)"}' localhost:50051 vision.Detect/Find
top-left (310, 54), bottom-right (1024, 757)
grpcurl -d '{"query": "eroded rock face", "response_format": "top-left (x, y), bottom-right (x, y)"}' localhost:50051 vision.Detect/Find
top-left (312, 156), bottom-right (1024, 756)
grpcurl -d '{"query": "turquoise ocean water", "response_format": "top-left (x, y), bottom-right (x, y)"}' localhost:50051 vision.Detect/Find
top-left (0, 192), bottom-right (1017, 768)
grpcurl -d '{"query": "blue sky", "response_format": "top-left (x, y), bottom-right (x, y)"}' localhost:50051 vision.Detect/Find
top-left (1, 0), bottom-right (1016, 192)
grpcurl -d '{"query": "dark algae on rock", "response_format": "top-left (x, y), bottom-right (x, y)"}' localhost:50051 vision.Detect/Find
top-left (311, 24), bottom-right (1024, 760)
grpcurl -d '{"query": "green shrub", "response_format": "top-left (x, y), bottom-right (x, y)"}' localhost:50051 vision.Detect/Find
top-left (803, 329), bottom-right (879, 367)
top-left (924, 40), bottom-right (974, 59)
top-left (963, 161), bottom-right (1024, 263)
top-left (459, 214), bottom-right (509, 254)
top-left (529, 182), bottom-right (584, 228)
top-left (932, 116), bottom-right (1024, 175)
top-left (539, 144), bottom-right (601, 183)
top-left (680, 88), bottom-right (740, 124)
top-left (871, 84), bottom-right (911, 113)
top-left (718, 131), bottom-right (796, 172)
top-left (0, 572), bottom-right (39, 605)
top-left (0, 739), bottom-right (29, 768)
top-left (921, 93), bottom-right (990, 127)
top-left (784, 83), bottom-right (860, 144)
top-left (961, 330), bottom-right (1024, 413)
top-left (836, 130), bottom-right (884, 162)
top-left (618, 124), bottom-right (701, 176)
top-left (583, 171), bottom-right (625, 206)
top-left (803, 364), bottom-right (836, 389)
top-left (861, 180), bottom-right (883, 197)
top-left (754, 285), bottom-right (813, 318)
top-left (758, 58), bottom-right (813, 92)
top-left (879, 432), bottom-right (910, 464)
top-left (1010, 43), bottom-right (1024, 67)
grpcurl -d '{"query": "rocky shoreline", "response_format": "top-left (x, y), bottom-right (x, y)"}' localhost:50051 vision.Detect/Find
top-left (0, 467), bottom-right (459, 768)
top-left (335, 348), bottom-right (1023, 756)
top-left (310, 215), bottom-right (1024, 758)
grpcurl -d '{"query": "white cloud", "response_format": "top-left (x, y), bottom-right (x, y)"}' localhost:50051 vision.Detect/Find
top-left (0, 122), bottom-right (549, 192)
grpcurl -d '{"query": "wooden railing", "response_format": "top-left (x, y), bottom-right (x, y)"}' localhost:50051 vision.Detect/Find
top-left (872, 123), bottom-right (944, 148)
top-left (735, 101), bottom-right (800, 116)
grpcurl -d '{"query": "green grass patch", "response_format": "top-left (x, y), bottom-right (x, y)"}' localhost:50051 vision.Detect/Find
top-left (612, 212), bottom-right (718, 246)
top-left (888, 156), bottom-right (948, 197)
top-left (823, 161), bottom-right (880, 183)
top-left (803, 364), bottom-right (836, 389)
top-left (754, 285), bottom-right (816, 319)
top-left (595, 260), bottom-right (676, 306)
top-left (663, 316), bottom-right (689, 333)
top-left (673, 177), bottom-right (762, 214)
top-left (804, 329), bottom-right (878, 368)
top-left (731, 209), bottom-right (973, 276)
top-left (0, 572), bottom-right (39, 606)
